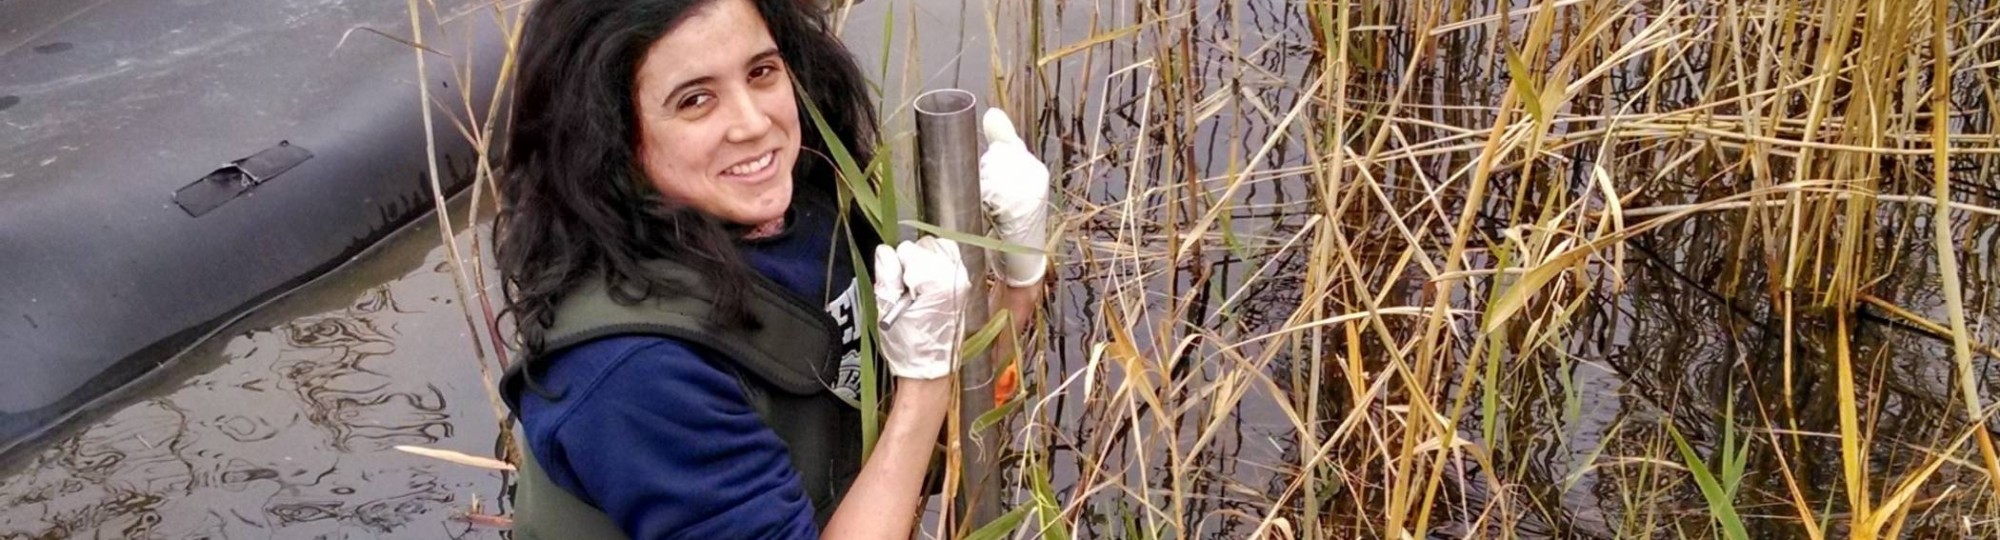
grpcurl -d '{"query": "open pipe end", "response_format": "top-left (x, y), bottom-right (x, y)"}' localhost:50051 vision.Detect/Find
top-left (914, 88), bottom-right (977, 117)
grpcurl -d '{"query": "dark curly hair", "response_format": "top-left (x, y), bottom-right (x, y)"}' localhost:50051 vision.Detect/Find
top-left (496, 0), bottom-right (879, 359)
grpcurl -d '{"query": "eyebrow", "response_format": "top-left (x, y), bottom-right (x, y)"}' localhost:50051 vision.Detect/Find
top-left (662, 47), bottom-right (785, 104)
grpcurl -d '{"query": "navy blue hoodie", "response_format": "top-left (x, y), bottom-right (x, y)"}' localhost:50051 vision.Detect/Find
top-left (516, 200), bottom-right (863, 539)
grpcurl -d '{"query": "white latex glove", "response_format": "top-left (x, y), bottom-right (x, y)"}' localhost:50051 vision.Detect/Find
top-left (873, 237), bottom-right (972, 380)
top-left (979, 108), bottom-right (1050, 288)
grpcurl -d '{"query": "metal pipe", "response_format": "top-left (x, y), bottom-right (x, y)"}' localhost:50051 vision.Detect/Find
top-left (911, 88), bottom-right (1000, 527)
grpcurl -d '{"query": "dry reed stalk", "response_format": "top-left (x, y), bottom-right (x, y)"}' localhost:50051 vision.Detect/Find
top-left (987, 0), bottom-right (2000, 538)
top-left (388, 0), bottom-right (525, 511)
top-left (403, 0), bottom-right (511, 434)
top-left (380, 0), bottom-right (2000, 537)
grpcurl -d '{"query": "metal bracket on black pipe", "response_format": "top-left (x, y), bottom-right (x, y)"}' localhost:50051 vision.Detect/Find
top-left (912, 88), bottom-right (1001, 527)
top-left (172, 141), bottom-right (314, 217)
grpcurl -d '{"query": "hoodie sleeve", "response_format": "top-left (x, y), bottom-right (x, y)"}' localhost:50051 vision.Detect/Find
top-left (519, 336), bottom-right (819, 540)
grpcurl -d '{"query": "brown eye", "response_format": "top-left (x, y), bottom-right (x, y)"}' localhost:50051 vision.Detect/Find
top-left (750, 64), bottom-right (778, 81)
top-left (678, 93), bottom-right (712, 111)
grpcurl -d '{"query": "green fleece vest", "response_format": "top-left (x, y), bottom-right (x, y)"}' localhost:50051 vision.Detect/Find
top-left (500, 260), bottom-right (863, 539)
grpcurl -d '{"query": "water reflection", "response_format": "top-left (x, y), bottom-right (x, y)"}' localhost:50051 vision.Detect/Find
top-left (0, 220), bottom-right (505, 539)
top-left (1030, 0), bottom-right (1999, 536)
top-left (275, 290), bottom-right (454, 453)
top-left (1030, 0), bottom-right (1326, 535)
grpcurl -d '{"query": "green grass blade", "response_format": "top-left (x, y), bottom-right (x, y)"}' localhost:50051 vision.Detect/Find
top-left (876, 6), bottom-right (893, 86)
top-left (971, 392), bottom-right (1023, 434)
top-left (900, 219), bottom-right (1045, 256)
top-left (1721, 393), bottom-right (1747, 499)
top-left (962, 504), bottom-right (1031, 540)
top-left (1029, 454), bottom-right (1072, 540)
top-left (840, 198), bottom-right (882, 456)
top-left (960, 310), bottom-right (1012, 362)
top-left (1504, 48), bottom-right (1545, 124)
top-left (871, 148), bottom-right (899, 244)
top-left (800, 85), bottom-right (887, 236)
top-left (1667, 424), bottom-right (1751, 540)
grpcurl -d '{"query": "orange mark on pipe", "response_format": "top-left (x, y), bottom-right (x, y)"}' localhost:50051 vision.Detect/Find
top-left (994, 362), bottom-right (1019, 405)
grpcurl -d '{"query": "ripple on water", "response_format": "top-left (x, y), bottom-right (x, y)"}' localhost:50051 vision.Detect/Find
top-left (0, 224), bottom-right (506, 539)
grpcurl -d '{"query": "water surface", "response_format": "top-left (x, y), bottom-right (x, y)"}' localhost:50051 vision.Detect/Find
top-left (0, 213), bottom-right (507, 539)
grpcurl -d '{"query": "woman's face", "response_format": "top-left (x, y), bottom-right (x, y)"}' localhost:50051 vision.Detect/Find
top-left (632, 0), bottom-right (801, 227)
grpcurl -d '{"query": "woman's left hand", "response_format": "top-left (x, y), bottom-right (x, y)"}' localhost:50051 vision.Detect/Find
top-left (979, 108), bottom-right (1050, 288)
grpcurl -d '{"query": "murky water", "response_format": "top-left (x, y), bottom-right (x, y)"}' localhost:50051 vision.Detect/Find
top-left (0, 211), bottom-right (508, 539)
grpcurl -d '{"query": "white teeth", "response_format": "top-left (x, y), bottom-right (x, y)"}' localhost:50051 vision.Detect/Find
top-left (726, 152), bottom-right (773, 176)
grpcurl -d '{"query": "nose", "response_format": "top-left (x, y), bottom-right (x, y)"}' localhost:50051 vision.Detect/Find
top-left (722, 89), bottom-right (773, 144)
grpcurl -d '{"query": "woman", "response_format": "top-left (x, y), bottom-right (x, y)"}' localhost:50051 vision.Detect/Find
top-left (493, 0), bottom-right (1050, 538)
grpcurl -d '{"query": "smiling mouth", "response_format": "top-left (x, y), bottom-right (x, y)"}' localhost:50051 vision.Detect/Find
top-left (723, 151), bottom-right (776, 177)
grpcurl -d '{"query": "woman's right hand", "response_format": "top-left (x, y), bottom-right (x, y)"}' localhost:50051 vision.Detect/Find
top-left (827, 237), bottom-right (967, 540)
top-left (872, 237), bottom-right (972, 380)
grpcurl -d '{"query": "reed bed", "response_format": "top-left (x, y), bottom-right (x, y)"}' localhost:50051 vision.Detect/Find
top-left (404, 0), bottom-right (2000, 537)
top-left (977, 0), bottom-right (2000, 537)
